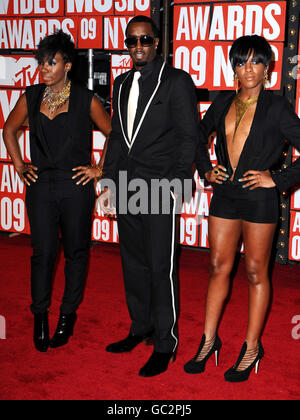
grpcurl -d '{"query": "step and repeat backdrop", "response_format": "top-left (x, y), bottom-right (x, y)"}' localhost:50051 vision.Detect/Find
top-left (0, 0), bottom-right (300, 261)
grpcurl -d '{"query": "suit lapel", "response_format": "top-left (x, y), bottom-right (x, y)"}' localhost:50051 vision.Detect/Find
top-left (118, 71), bottom-right (133, 149)
top-left (132, 72), bottom-right (157, 136)
top-left (235, 88), bottom-right (268, 170)
top-left (129, 60), bottom-right (166, 152)
top-left (221, 88), bottom-right (268, 178)
top-left (244, 88), bottom-right (268, 144)
top-left (117, 59), bottom-right (167, 152)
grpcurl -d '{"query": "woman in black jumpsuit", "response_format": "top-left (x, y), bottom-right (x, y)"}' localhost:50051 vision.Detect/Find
top-left (3, 31), bottom-right (111, 352)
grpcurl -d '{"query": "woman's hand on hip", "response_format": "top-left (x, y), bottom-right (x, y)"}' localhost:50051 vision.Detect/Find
top-left (16, 164), bottom-right (38, 186)
top-left (205, 165), bottom-right (229, 184)
top-left (239, 170), bottom-right (276, 190)
top-left (72, 165), bottom-right (102, 185)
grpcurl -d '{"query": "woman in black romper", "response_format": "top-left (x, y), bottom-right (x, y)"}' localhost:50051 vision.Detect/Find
top-left (3, 31), bottom-right (111, 352)
top-left (184, 35), bottom-right (300, 382)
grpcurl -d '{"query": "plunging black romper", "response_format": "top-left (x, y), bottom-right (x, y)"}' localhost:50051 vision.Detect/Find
top-left (195, 89), bottom-right (300, 224)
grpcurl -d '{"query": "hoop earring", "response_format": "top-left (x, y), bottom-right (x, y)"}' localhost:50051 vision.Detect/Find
top-left (64, 71), bottom-right (68, 83)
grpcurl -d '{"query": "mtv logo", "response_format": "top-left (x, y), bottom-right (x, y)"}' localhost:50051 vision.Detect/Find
top-left (111, 55), bottom-right (132, 68)
top-left (0, 56), bottom-right (40, 88)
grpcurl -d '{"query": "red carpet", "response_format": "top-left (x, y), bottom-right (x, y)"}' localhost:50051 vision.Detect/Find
top-left (0, 234), bottom-right (299, 400)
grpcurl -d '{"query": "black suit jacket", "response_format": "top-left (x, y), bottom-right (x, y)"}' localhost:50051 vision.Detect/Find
top-left (196, 89), bottom-right (300, 199)
top-left (103, 56), bottom-right (198, 188)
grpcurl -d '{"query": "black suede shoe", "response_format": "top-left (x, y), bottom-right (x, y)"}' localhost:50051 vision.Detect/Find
top-left (106, 331), bottom-right (153, 353)
top-left (34, 312), bottom-right (50, 353)
top-left (224, 340), bottom-right (264, 382)
top-left (50, 312), bottom-right (77, 349)
top-left (139, 351), bottom-right (176, 377)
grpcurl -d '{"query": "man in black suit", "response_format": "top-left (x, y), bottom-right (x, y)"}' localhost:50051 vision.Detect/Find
top-left (101, 15), bottom-right (199, 377)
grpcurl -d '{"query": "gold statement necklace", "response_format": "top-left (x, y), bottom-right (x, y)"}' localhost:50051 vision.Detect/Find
top-left (234, 95), bottom-right (258, 137)
top-left (42, 80), bottom-right (71, 114)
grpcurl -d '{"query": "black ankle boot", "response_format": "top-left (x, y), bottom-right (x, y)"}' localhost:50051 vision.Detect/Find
top-left (139, 351), bottom-right (176, 377)
top-left (50, 312), bottom-right (77, 349)
top-left (106, 330), bottom-right (154, 353)
top-left (34, 312), bottom-right (50, 353)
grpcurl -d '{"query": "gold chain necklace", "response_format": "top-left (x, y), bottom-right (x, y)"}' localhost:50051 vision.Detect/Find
top-left (42, 80), bottom-right (71, 114)
top-left (234, 95), bottom-right (258, 135)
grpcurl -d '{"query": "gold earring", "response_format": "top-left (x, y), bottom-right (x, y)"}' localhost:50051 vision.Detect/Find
top-left (263, 69), bottom-right (268, 89)
top-left (234, 73), bottom-right (239, 95)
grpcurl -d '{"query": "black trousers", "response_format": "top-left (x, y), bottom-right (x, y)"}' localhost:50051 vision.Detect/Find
top-left (25, 170), bottom-right (95, 314)
top-left (116, 191), bottom-right (179, 354)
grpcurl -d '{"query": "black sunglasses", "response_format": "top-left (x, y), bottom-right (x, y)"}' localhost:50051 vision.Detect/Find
top-left (125, 35), bottom-right (155, 48)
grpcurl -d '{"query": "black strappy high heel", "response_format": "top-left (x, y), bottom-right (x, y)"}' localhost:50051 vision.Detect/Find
top-left (224, 340), bottom-right (264, 382)
top-left (184, 334), bottom-right (222, 374)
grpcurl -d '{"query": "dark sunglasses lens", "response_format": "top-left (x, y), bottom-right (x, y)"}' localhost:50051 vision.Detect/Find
top-left (140, 36), bottom-right (155, 46)
top-left (125, 37), bottom-right (138, 48)
top-left (125, 36), bottom-right (155, 48)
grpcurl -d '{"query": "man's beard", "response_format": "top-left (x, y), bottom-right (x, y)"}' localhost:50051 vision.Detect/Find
top-left (134, 60), bottom-right (148, 67)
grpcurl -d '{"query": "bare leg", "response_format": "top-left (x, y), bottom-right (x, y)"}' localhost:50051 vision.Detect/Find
top-left (203, 216), bottom-right (242, 342)
top-left (243, 221), bottom-right (276, 346)
top-left (184, 216), bottom-right (242, 371)
top-left (234, 221), bottom-right (276, 370)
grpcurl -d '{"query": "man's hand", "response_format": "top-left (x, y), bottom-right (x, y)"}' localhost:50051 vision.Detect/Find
top-left (96, 188), bottom-right (116, 217)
